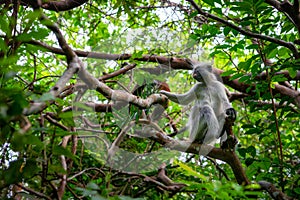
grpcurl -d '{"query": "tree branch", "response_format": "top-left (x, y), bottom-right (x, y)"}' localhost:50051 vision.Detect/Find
top-left (186, 0), bottom-right (299, 59)
top-left (99, 63), bottom-right (137, 81)
top-left (41, 0), bottom-right (88, 12)
top-left (22, 64), bottom-right (79, 115)
top-left (215, 68), bottom-right (300, 108)
top-left (265, 0), bottom-right (300, 36)
top-left (258, 181), bottom-right (293, 200)
top-left (153, 131), bottom-right (250, 185)
top-left (27, 40), bottom-right (192, 70)
top-left (16, 183), bottom-right (52, 200)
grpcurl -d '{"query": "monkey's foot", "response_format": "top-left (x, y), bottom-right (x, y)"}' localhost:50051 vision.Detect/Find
top-left (221, 135), bottom-right (238, 149)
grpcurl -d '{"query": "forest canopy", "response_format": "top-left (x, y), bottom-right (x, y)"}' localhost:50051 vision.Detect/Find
top-left (0, 0), bottom-right (299, 199)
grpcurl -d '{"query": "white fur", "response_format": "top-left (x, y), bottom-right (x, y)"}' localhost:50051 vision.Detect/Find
top-left (160, 62), bottom-right (233, 146)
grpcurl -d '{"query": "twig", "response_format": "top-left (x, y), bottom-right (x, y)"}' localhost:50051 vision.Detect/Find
top-left (68, 167), bottom-right (105, 181)
top-left (16, 183), bottom-right (52, 200)
top-left (99, 63), bottom-right (137, 81)
top-left (205, 156), bottom-right (230, 181)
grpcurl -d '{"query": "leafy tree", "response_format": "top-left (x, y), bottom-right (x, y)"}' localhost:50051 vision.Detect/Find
top-left (0, 0), bottom-right (299, 199)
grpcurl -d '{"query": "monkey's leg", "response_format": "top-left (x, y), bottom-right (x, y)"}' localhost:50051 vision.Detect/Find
top-left (189, 105), bottom-right (219, 144)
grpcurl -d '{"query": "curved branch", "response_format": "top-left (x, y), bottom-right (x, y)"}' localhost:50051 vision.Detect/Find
top-left (99, 63), bottom-right (137, 81)
top-left (265, 0), bottom-right (300, 36)
top-left (23, 64), bottom-right (79, 115)
top-left (258, 181), bottom-right (293, 200)
top-left (41, 0), bottom-right (88, 12)
top-left (157, 163), bottom-right (187, 191)
top-left (153, 131), bottom-right (250, 185)
top-left (186, 0), bottom-right (299, 59)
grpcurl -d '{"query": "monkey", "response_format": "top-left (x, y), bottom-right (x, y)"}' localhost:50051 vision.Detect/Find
top-left (160, 62), bottom-right (236, 148)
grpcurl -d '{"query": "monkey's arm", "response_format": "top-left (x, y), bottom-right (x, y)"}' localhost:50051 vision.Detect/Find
top-left (160, 83), bottom-right (200, 105)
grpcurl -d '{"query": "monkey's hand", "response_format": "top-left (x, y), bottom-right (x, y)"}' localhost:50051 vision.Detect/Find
top-left (159, 90), bottom-right (169, 96)
top-left (159, 90), bottom-right (170, 99)
top-left (225, 108), bottom-right (236, 123)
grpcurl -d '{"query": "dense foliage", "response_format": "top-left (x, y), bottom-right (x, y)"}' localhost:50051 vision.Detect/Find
top-left (0, 0), bottom-right (299, 199)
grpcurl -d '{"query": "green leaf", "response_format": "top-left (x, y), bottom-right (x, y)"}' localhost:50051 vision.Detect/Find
top-left (53, 146), bottom-right (77, 160)
top-left (245, 127), bottom-right (261, 135)
top-left (271, 74), bottom-right (287, 82)
top-left (215, 44), bottom-right (231, 49)
top-left (23, 10), bottom-right (41, 21)
top-left (230, 73), bottom-right (244, 81)
top-left (247, 146), bottom-right (256, 157)
top-left (189, 11), bottom-right (198, 18)
top-left (238, 75), bottom-right (251, 83)
top-left (17, 28), bottom-right (49, 41)
top-left (245, 158), bottom-right (255, 166)
top-left (7, 93), bottom-right (28, 116)
top-left (177, 161), bottom-right (208, 181)
top-left (295, 187), bottom-right (300, 194)
top-left (287, 67), bottom-right (297, 78)
top-left (203, 0), bottom-right (215, 6)
top-left (221, 69), bottom-right (235, 77)
top-left (39, 92), bottom-right (55, 101)
top-left (3, 160), bottom-right (24, 184)
top-left (0, 15), bottom-right (10, 33)
top-left (238, 59), bottom-right (252, 71)
top-left (238, 148), bottom-right (247, 157)
top-left (267, 48), bottom-right (278, 59)
top-left (0, 38), bottom-right (7, 52)
top-left (278, 47), bottom-right (288, 57)
top-left (223, 26), bottom-right (231, 36)
top-left (246, 44), bottom-right (259, 50)
top-left (131, 50), bottom-right (144, 59)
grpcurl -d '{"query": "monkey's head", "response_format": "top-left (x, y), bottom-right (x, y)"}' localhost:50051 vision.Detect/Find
top-left (192, 63), bottom-right (213, 83)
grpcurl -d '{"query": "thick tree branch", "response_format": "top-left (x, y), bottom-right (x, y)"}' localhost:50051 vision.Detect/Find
top-left (153, 131), bottom-right (250, 185)
top-left (215, 68), bottom-right (300, 108)
top-left (28, 40), bottom-right (300, 80)
top-left (41, 0), bottom-right (88, 12)
top-left (27, 40), bottom-right (192, 70)
top-left (23, 64), bottom-right (79, 115)
top-left (186, 0), bottom-right (300, 59)
top-left (258, 181), bottom-right (293, 200)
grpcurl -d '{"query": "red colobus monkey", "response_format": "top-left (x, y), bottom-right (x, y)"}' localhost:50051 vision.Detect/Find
top-left (160, 62), bottom-right (236, 147)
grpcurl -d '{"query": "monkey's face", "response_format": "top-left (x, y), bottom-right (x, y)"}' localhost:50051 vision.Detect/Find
top-left (192, 67), bottom-right (204, 82)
